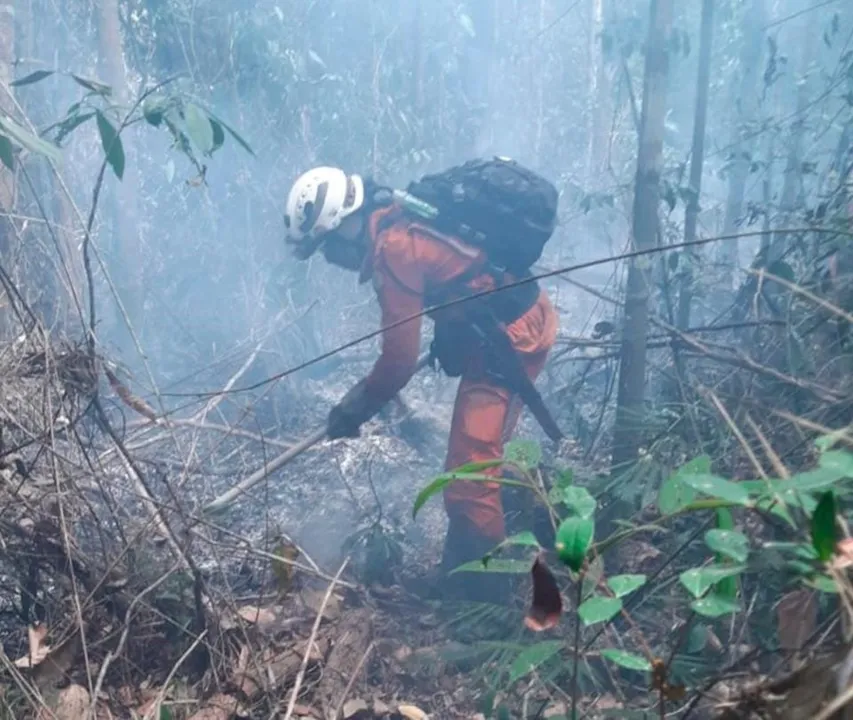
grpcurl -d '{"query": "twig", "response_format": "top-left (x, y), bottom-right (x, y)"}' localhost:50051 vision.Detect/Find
top-left (146, 630), bottom-right (208, 720)
top-left (332, 640), bottom-right (375, 720)
top-left (88, 562), bottom-right (182, 720)
top-left (702, 388), bottom-right (768, 479)
top-left (283, 558), bottom-right (350, 720)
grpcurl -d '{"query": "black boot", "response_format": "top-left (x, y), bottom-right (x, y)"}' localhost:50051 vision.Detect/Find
top-left (439, 518), bottom-right (513, 605)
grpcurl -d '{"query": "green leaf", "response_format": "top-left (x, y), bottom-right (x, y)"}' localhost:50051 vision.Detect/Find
top-left (607, 574), bottom-right (647, 598)
top-left (555, 516), bottom-right (594, 571)
top-left (555, 468), bottom-right (573, 489)
top-left (210, 119), bottom-right (225, 154)
top-left (600, 649), bottom-right (652, 672)
top-left (659, 455), bottom-right (709, 514)
top-left (204, 110), bottom-right (255, 156)
top-left (71, 74), bottom-right (112, 95)
top-left (578, 596), bottom-right (622, 625)
top-left (679, 564), bottom-right (746, 598)
top-left (499, 531), bottom-right (541, 549)
top-left (412, 471), bottom-right (512, 519)
top-left (449, 559), bottom-right (531, 575)
top-left (682, 474), bottom-right (751, 506)
top-left (11, 69), bottom-right (55, 87)
top-left (184, 102), bottom-right (215, 155)
top-left (704, 529), bottom-right (749, 563)
top-left (811, 491), bottom-right (837, 562)
top-left (453, 459), bottom-right (505, 473)
top-left (54, 111), bottom-right (96, 145)
top-left (560, 486), bottom-right (596, 518)
top-left (818, 450), bottom-right (853, 479)
top-left (766, 259), bottom-right (795, 283)
top-left (504, 439), bottom-right (541, 470)
top-left (691, 594), bottom-right (740, 618)
top-left (687, 624), bottom-right (708, 653)
top-left (0, 135), bottom-right (14, 170)
top-left (95, 111), bottom-right (124, 180)
top-left (143, 97), bottom-right (169, 127)
top-left (787, 466), bottom-right (847, 493)
top-left (508, 640), bottom-right (562, 683)
top-left (805, 574), bottom-right (838, 593)
top-left (0, 116), bottom-right (61, 162)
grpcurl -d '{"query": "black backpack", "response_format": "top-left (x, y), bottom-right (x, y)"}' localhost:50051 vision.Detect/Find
top-left (404, 157), bottom-right (559, 275)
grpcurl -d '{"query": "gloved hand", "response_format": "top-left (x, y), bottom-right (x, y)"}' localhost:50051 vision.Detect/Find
top-left (327, 381), bottom-right (374, 440)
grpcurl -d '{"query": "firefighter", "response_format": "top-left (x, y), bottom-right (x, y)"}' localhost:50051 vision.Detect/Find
top-left (283, 166), bottom-right (559, 601)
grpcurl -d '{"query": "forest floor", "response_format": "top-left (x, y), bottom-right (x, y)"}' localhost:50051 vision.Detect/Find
top-left (0, 334), bottom-right (849, 720)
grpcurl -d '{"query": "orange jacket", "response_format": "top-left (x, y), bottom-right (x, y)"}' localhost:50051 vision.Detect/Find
top-left (359, 206), bottom-right (558, 407)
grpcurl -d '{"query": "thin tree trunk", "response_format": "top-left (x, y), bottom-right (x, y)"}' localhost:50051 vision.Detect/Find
top-left (585, 0), bottom-right (606, 185)
top-left (676, 0), bottom-right (715, 331)
top-left (716, 0), bottom-right (766, 295)
top-left (97, 0), bottom-right (143, 353)
top-left (610, 0), bottom-right (674, 472)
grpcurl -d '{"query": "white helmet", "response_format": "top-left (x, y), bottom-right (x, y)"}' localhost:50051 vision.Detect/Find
top-left (283, 166), bottom-right (365, 256)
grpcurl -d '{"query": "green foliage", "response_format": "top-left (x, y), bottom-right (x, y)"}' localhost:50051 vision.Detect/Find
top-left (578, 596), bottom-right (623, 625)
top-left (607, 574), bottom-right (647, 598)
top-left (555, 516), bottom-right (594, 571)
top-left (679, 564), bottom-right (746, 598)
top-left (96, 111), bottom-right (125, 180)
top-left (811, 491), bottom-right (837, 562)
top-left (600, 649), bottom-right (652, 672)
top-left (503, 439), bottom-right (541, 471)
top-left (704, 529), bottom-right (749, 563)
top-left (508, 641), bottom-right (562, 683)
top-left (658, 454), bottom-right (708, 513)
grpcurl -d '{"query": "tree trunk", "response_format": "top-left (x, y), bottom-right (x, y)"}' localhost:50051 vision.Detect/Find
top-left (676, 0), bottom-right (715, 331)
top-left (97, 0), bottom-right (143, 355)
top-left (610, 0), bottom-right (674, 472)
top-left (585, 0), bottom-right (607, 186)
top-left (716, 0), bottom-right (766, 296)
top-left (457, 0), bottom-right (494, 158)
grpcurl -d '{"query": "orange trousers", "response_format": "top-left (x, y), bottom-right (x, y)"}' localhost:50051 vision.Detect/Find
top-left (442, 347), bottom-right (550, 542)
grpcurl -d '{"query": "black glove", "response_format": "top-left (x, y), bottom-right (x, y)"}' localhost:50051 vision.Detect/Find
top-left (327, 381), bottom-right (374, 440)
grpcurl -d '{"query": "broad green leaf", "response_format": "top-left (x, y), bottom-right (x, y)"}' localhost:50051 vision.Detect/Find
top-left (691, 594), bottom-right (740, 618)
top-left (449, 559), bottom-right (531, 575)
top-left (412, 471), bottom-right (514, 519)
top-left (786, 466), bottom-right (846, 493)
top-left (578, 596), bottom-right (622, 625)
top-left (687, 624), bottom-right (708, 653)
top-left (72, 74), bottom-right (111, 95)
top-left (504, 439), bottom-right (541, 470)
top-left (453, 458), bottom-right (505, 473)
top-left (818, 450), bottom-right (853, 479)
top-left (811, 491), bottom-right (837, 562)
top-left (204, 110), bottom-right (255, 156)
top-left (0, 135), bottom-right (13, 170)
top-left (508, 640), bottom-right (562, 683)
top-left (499, 531), bottom-right (541, 549)
top-left (11, 69), bottom-right (55, 87)
top-left (607, 574), bottom-right (647, 598)
top-left (0, 116), bottom-right (60, 161)
top-left (555, 516), bottom-right (594, 571)
top-left (705, 529), bottom-right (749, 563)
top-left (184, 102), bottom-right (215, 154)
top-left (55, 111), bottom-right (96, 145)
top-left (682, 474), bottom-right (751, 506)
top-left (600, 649), bottom-right (652, 671)
top-left (95, 111), bottom-right (124, 180)
top-left (767, 259), bottom-right (795, 283)
top-left (805, 574), bottom-right (838, 593)
top-left (659, 455), bottom-right (709, 514)
top-left (561, 486), bottom-right (596, 518)
top-left (556, 468), bottom-right (573, 488)
top-left (679, 564), bottom-right (745, 598)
